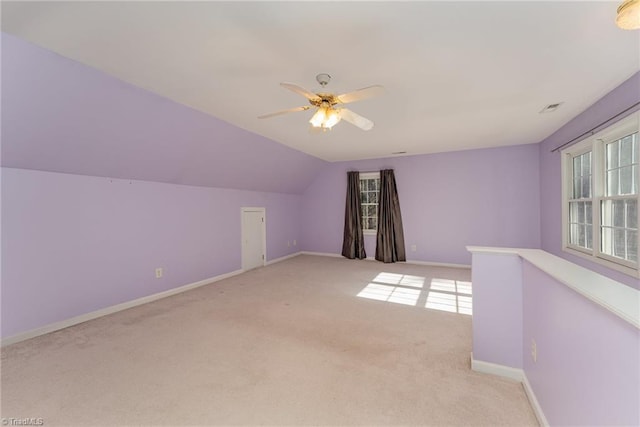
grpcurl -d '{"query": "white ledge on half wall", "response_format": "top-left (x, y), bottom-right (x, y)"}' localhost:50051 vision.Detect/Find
top-left (467, 246), bottom-right (640, 330)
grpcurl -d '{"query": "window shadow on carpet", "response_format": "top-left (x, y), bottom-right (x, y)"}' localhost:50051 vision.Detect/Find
top-left (356, 272), bottom-right (472, 315)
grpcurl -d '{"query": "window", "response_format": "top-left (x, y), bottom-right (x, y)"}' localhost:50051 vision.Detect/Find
top-left (568, 150), bottom-right (593, 250)
top-left (360, 172), bottom-right (380, 234)
top-left (562, 112), bottom-right (639, 276)
top-left (601, 134), bottom-right (638, 263)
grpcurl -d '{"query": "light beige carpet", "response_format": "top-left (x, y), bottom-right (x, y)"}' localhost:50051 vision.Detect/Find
top-left (1, 255), bottom-right (538, 426)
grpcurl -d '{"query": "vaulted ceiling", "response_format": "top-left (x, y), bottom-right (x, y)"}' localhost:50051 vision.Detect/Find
top-left (3, 1), bottom-right (638, 162)
top-left (1, 33), bottom-right (327, 193)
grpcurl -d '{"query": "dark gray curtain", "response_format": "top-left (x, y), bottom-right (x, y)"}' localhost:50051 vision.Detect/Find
top-left (341, 171), bottom-right (366, 259)
top-left (375, 169), bottom-right (406, 263)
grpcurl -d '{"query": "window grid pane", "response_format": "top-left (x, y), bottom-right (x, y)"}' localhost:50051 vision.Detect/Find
top-left (360, 177), bottom-right (380, 231)
top-left (601, 198), bottom-right (638, 263)
top-left (569, 201), bottom-right (593, 249)
top-left (605, 133), bottom-right (638, 197)
top-left (570, 151), bottom-right (592, 200)
top-left (568, 151), bottom-right (593, 251)
top-left (628, 230), bottom-right (638, 263)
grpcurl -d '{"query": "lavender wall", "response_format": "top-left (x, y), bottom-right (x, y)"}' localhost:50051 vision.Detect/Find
top-left (1, 167), bottom-right (301, 339)
top-left (471, 250), bottom-right (639, 426)
top-left (1, 33), bottom-right (327, 194)
top-left (539, 71), bottom-right (640, 288)
top-left (301, 144), bottom-right (541, 265)
top-left (471, 253), bottom-right (523, 368)
top-left (522, 261), bottom-right (639, 426)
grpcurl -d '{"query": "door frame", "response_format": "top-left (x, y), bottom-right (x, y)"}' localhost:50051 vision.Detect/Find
top-left (241, 207), bottom-right (266, 271)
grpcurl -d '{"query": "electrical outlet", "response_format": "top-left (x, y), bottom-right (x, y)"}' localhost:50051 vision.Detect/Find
top-left (287, 241), bottom-right (291, 247)
top-left (155, 268), bottom-right (163, 279)
top-left (293, 240), bottom-right (297, 246)
top-left (531, 339), bottom-right (537, 362)
top-left (411, 244), bottom-right (417, 252)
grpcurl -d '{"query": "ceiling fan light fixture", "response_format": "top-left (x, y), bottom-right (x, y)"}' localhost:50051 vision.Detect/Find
top-left (309, 108), bottom-right (327, 128)
top-left (309, 107), bottom-right (341, 129)
top-left (616, 0), bottom-right (640, 29)
top-left (324, 108), bottom-right (341, 128)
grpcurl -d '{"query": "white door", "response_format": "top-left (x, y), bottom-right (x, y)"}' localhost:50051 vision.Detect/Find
top-left (241, 208), bottom-right (265, 271)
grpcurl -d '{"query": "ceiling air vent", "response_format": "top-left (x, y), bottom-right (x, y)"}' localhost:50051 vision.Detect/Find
top-left (539, 102), bottom-right (563, 114)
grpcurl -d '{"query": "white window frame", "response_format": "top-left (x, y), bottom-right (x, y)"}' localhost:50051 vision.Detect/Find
top-left (561, 112), bottom-right (639, 278)
top-left (360, 172), bottom-right (380, 235)
top-left (565, 147), bottom-right (594, 255)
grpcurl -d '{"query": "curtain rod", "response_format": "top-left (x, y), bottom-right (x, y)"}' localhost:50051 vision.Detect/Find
top-left (551, 101), bottom-right (640, 153)
top-left (350, 170), bottom-right (386, 174)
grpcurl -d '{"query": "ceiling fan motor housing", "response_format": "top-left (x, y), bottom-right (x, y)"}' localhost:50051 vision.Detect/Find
top-left (310, 94), bottom-right (338, 108)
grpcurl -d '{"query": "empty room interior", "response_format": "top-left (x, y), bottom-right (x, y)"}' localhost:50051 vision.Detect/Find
top-left (1, 1), bottom-right (639, 426)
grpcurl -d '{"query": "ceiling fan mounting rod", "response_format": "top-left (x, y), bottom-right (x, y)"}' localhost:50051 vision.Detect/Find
top-left (316, 73), bottom-right (331, 87)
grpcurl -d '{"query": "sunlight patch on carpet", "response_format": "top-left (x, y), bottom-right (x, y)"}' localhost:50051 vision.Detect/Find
top-left (357, 283), bottom-right (421, 305)
top-left (357, 274), bottom-right (472, 315)
top-left (426, 278), bottom-right (472, 315)
top-left (372, 272), bottom-right (426, 288)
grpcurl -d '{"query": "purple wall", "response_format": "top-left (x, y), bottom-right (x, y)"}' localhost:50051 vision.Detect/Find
top-left (301, 144), bottom-right (541, 265)
top-left (1, 33), bottom-right (327, 194)
top-left (539, 72), bottom-right (640, 288)
top-left (1, 167), bottom-right (301, 338)
top-left (471, 253), bottom-right (523, 368)
top-left (522, 261), bottom-right (639, 426)
top-left (471, 250), bottom-right (639, 426)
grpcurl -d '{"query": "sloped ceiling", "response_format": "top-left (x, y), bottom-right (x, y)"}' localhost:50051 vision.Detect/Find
top-left (2, 1), bottom-right (639, 162)
top-left (1, 34), bottom-right (327, 194)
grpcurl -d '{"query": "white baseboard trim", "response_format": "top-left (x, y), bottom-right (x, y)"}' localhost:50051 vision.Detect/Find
top-left (403, 259), bottom-right (471, 269)
top-left (265, 252), bottom-right (302, 266)
top-left (299, 251), bottom-right (343, 258)
top-left (300, 251), bottom-right (470, 269)
top-left (471, 353), bottom-right (548, 426)
top-left (1, 269), bottom-right (244, 347)
top-left (470, 353), bottom-right (524, 381)
top-left (522, 371), bottom-right (549, 426)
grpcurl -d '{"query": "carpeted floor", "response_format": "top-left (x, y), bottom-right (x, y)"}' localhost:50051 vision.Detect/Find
top-left (1, 255), bottom-right (538, 426)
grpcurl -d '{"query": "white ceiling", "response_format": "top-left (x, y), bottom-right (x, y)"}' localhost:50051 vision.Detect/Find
top-left (2, 1), bottom-right (639, 162)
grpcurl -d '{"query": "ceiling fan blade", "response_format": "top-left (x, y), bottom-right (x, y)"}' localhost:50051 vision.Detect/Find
top-left (258, 105), bottom-right (311, 119)
top-left (339, 108), bottom-right (374, 131)
top-left (280, 83), bottom-right (321, 102)
top-left (336, 85), bottom-right (384, 104)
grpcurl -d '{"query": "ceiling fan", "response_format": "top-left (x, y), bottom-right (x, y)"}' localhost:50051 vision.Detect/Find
top-left (258, 73), bottom-right (384, 131)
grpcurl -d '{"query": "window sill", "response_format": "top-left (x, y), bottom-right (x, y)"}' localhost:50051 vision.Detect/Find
top-left (563, 246), bottom-right (639, 279)
top-left (363, 230), bottom-right (377, 236)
